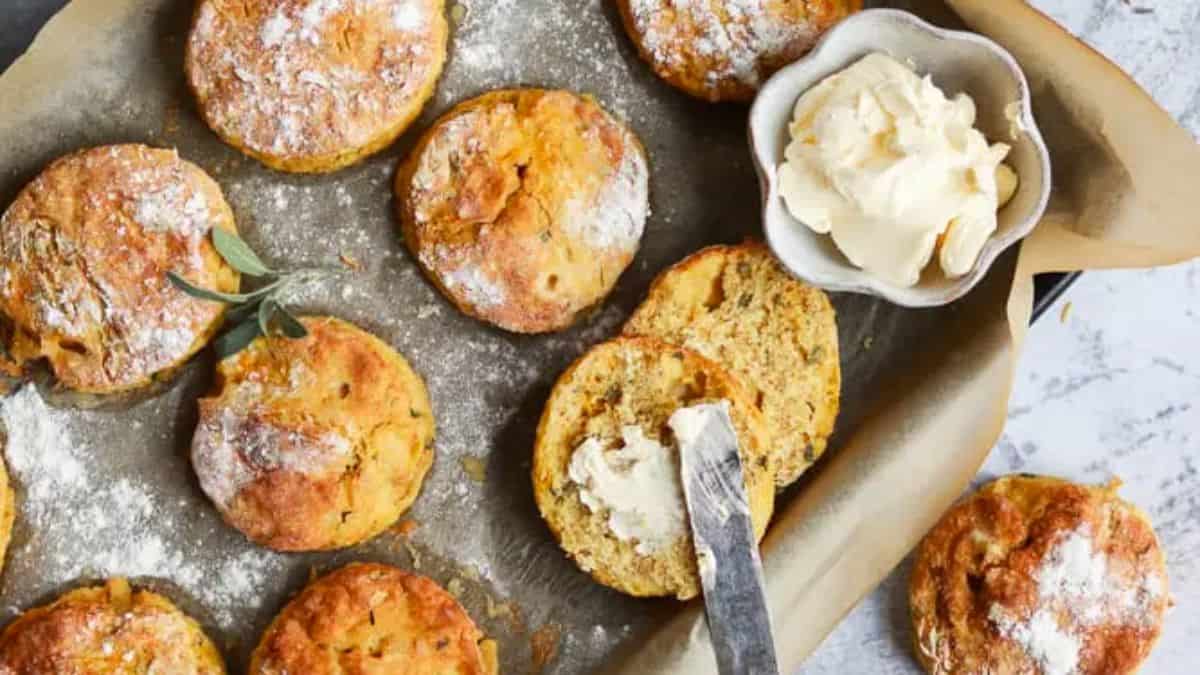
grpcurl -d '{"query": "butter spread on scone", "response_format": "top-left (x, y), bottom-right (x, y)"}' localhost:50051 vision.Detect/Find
top-left (0, 144), bottom-right (239, 394)
top-left (778, 53), bottom-right (1019, 287)
top-left (910, 475), bottom-right (1169, 675)
top-left (0, 578), bottom-right (226, 674)
top-left (186, 0), bottom-right (447, 173)
top-left (250, 563), bottom-right (498, 675)
top-left (618, 0), bottom-right (861, 102)
top-left (534, 337), bottom-right (773, 599)
top-left (397, 88), bottom-right (649, 333)
top-left (191, 316), bottom-right (434, 551)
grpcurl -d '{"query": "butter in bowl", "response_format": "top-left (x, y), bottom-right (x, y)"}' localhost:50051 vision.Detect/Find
top-left (749, 9), bottom-right (1051, 307)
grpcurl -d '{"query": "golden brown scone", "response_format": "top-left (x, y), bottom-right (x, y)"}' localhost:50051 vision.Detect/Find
top-left (0, 578), bottom-right (225, 674)
top-left (190, 317), bottom-right (435, 551)
top-left (624, 242), bottom-right (839, 486)
top-left (0, 144), bottom-right (239, 394)
top-left (532, 336), bottom-right (774, 599)
top-left (397, 89), bottom-right (650, 333)
top-left (249, 562), bottom-right (498, 675)
top-left (186, 0), bottom-right (448, 173)
top-left (910, 475), bottom-right (1170, 675)
top-left (617, 0), bottom-right (862, 102)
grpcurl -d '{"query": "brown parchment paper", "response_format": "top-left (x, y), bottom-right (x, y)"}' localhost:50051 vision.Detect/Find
top-left (609, 1), bottom-right (1200, 673)
top-left (0, 1), bottom-right (1197, 674)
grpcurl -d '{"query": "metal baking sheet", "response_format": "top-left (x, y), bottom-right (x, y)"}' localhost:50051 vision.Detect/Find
top-left (0, 0), bottom-right (1000, 672)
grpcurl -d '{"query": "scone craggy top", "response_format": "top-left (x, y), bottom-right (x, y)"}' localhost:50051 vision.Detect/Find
top-left (250, 563), bottom-right (497, 675)
top-left (191, 316), bottom-right (435, 551)
top-left (400, 89), bottom-right (649, 333)
top-left (621, 0), bottom-right (860, 101)
top-left (910, 477), bottom-right (1169, 675)
top-left (186, 0), bottom-right (445, 165)
top-left (0, 579), bottom-right (225, 675)
top-left (0, 144), bottom-right (238, 393)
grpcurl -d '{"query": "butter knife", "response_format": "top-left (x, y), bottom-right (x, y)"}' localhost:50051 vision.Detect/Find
top-left (671, 403), bottom-right (780, 675)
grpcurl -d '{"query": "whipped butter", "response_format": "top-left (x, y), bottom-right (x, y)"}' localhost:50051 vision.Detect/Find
top-left (568, 425), bottom-right (686, 555)
top-left (777, 52), bottom-right (1017, 287)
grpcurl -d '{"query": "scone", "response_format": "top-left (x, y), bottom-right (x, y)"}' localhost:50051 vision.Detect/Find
top-left (624, 242), bottom-right (840, 486)
top-left (532, 336), bottom-right (774, 599)
top-left (250, 563), bottom-right (498, 674)
top-left (0, 578), bottom-right (225, 674)
top-left (0, 144), bottom-right (239, 394)
top-left (186, 0), bottom-right (448, 173)
top-left (191, 316), bottom-right (435, 551)
top-left (397, 89), bottom-right (650, 333)
top-left (617, 0), bottom-right (861, 102)
top-left (910, 475), bottom-right (1169, 675)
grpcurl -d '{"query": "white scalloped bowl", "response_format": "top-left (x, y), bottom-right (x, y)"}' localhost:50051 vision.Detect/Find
top-left (749, 9), bottom-right (1051, 307)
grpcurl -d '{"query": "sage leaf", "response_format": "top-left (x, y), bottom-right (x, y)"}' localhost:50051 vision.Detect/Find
top-left (275, 307), bottom-right (309, 339)
top-left (214, 317), bottom-right (264, 359)
top-left (257, 298), bottom-right (278, 337)
top-left (168, 272), bottom-right (284, 305)
top-left (213, 228), bottom-right (273, 277)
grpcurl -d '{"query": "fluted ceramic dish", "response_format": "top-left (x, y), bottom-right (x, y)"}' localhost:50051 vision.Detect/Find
top-left (749, 8), bottom-right (1052, 307)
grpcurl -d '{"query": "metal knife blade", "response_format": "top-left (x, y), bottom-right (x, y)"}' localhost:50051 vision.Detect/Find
top-left (671, 402), bottom-right (779, 675)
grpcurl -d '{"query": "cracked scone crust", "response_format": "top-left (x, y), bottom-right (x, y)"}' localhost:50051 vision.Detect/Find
top-left (910, 475), bottom-right (1169, 675)
top-left (0, 144), bottom-right (239, 394)
top-left (397, 89), bottom-right (650, 333)
top-left (186, 0), bottom-right (448, 173)
top-left (624, 242), bottom-right (839, 486)
top-left (532, 336), bottom-right (774, 599)
top-left (617, 0), bottom-right (861, 102)
top-left (250, 563), bottom-right (498, 675)
top-left (0, 578), bottom-right (225, 674)
top-left (191, 316), bottom-right (435, 551)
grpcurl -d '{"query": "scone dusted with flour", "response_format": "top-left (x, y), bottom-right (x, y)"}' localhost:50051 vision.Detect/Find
top-left (0, 578), bottom-right (225, 674)
top-left (186, 0), bottom-right (448, 173)
top-left (910, 475), bottom-right (1169, 675)
top-left (532, 337), bottom-right (774, 599)
top-left (397, 89), bottom-right (650, 333)
top-left (0, 144), bottom-right (240, 394)
top-left (625, 242), bottom-right (840, 486)
top-left (617, 0), bottom-right (862, 102)
top-left (250, 563), bottom-right (498, 674)
top-left (191, 316), bottom-right (435, 551)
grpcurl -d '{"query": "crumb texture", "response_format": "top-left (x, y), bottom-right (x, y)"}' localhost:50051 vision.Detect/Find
top-left (910, 475), bottom-right (1169, 675)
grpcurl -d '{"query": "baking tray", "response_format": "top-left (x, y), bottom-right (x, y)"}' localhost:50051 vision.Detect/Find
top-left (0, 0), bottom-right (1070, 672)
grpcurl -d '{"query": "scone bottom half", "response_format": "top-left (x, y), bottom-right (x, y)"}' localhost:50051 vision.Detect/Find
top-left (191, 316), bottom-right (435, 552)
top-left (396, 88), bottom-right (650, 334)
top-left (910, 475), bottom-right (1170, 675)
top-left (532, 336), bottom-right (774, 600)
top-left (249, 562), bottom-right (498, 675)
top-left (0, 144), bottom-right (240, 396)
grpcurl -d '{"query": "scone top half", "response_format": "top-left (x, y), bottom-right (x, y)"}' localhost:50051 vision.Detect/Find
top-left (398, 89), bottom-right (650, 333)
top-left (0, 578), bottom-right (226, 674)
top-left (624, 242), bottom-right (840, 487)
top-left (186, 0), bottom-right (449, 173)
top-left (533, 336), bottom-right (774, 600)
top-left (250, 563), bottom-right (498, 675)
top-left (191, 316), bottom-right (435, 551)
top-left (910, 475), bottom-right (1169, 675)
top-left (0, 144), bottom-right (239, 394)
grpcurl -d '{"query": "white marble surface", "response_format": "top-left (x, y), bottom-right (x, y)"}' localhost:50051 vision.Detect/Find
top-left (803, 1), bottom-right (1200, 673)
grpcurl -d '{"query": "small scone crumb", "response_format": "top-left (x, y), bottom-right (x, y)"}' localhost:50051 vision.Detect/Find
top-left (910, 475), bottom-right (1169, 675)
top-left (191, 316), bottom-right (435, 551)
top-left (250, 563), bottom-right (498, 675)
top-left (0, 144), bottom-right (239, 394)
top-left (533, 336), bottom-right (774, 599)
top-left (397, 88), bottom-right (650, 333)
top-left (0, 578), bottom-right (226, 674)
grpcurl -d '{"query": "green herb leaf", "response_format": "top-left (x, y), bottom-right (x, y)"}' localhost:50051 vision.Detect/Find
top-left (257, 298), bottom-right (278, 337)
top-left (274, 307), bottom-right (309, 339)
top-left (213, 228), bottom-right (273, 277)
top-left (213, 317), bottom-right (264, 359)
top-left (168, 272), bottom-right (284, 305)
top-left (224, 298), bottom-right (261, 324)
